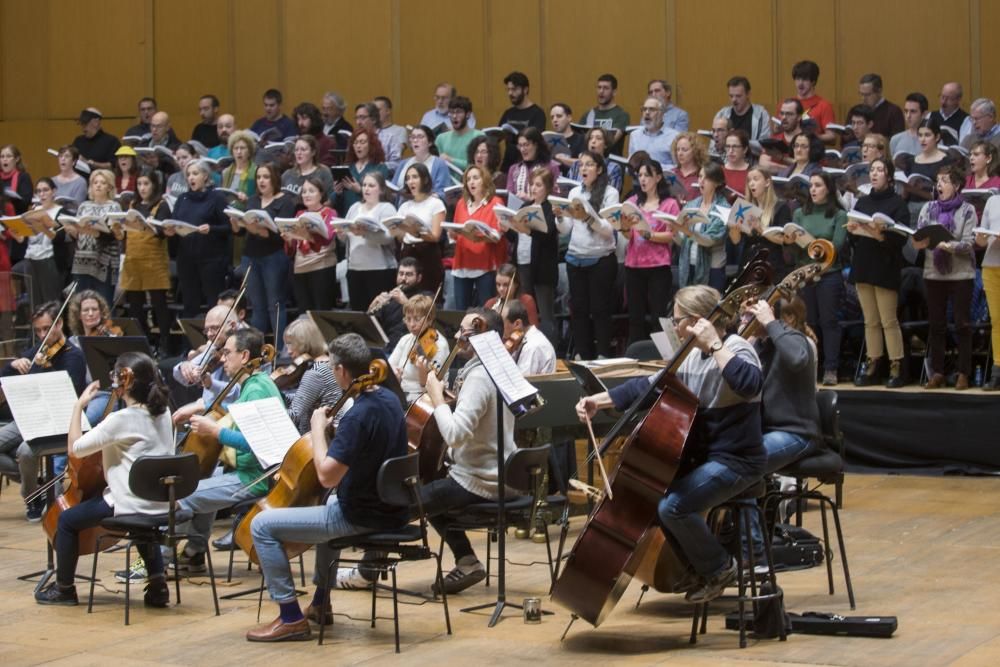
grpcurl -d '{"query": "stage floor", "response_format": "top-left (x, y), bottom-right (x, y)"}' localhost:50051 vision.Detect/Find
top-left (1, 473), bottom-right (999, 666)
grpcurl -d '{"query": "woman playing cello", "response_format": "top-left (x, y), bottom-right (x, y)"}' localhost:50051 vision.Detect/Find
top-left (573, 285), bottom-right (765, 604)
top-left (35, 352), bottom-right (174, 606)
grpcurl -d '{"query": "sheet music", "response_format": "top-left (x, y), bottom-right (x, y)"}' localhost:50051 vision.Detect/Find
top-left (652, 318), bottom-right (683, 360)
top-left (468, 330), bottom-right (538, 411)
top-left (227, 397), bottom-right (302, 468)
top-left (0, 371), bottom-right (91, 441)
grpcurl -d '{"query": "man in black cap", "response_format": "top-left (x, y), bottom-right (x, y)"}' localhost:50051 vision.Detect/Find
top-left (72, 108), bottom-right (120, 170)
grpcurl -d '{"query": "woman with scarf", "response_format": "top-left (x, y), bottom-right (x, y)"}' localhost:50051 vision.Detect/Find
top-left (912, 164), bottom-right (977, 389)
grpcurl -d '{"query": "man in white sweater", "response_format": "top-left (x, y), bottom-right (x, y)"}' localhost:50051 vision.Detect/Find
top-left (421, 307), bottom-right (516, 594)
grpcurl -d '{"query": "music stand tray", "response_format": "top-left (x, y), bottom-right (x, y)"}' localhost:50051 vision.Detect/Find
top-left (177, 318), bottom-right (207, 349)
top-left (79, 336), bottom-right (155, 390)
top-left (435, 310), bottom-right (466, 339)
top-left (110, 318), bottom-right (144, 337)
top-left (308, 310), bottom-right (388, 349)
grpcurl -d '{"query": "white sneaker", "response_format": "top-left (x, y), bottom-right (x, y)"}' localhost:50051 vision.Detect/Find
top-left (335, 567), bottom-right (371, 590)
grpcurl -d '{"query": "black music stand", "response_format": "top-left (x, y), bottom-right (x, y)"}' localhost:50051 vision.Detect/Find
top-left (79, 336), bottom-right (155, 389)
top-left (177, 318), bottom-right (207, 349)
top-left (110, 318), bottom-right (144, 337)
top-left (434, 310), bottom-right (466, 339)
top-left (308, 310), bottom-right (388, 348)
top-left (460, 332), bottom-right (545, 627)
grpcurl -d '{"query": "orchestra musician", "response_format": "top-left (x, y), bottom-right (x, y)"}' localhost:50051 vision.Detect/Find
top-left (367, 257), bottom-right (427, 352)
top-left (0, 302), bottom-right (88, 521)
top-left (282, 317), bottom-right (344, 434)
top-left (338, 308), bottom-right (515, 595)
top-left (483, 263), bottom-right (539, 327)
top-left (34, 352), bottom-right (174, 607)
top-left (574, 286), bottom-right (765, 603)
top-left (501, 300), bottom-right (555, 375)
top-left (170, 304), bottom-right (241, 426)
top-left (170, 328), bottom-right (282, 574)
top-left (246, 333), bottom-right (408, 642)
top-left (387, 294), bottom-right (450, 403)
top-left (67, 289), bottom-right (122, 339)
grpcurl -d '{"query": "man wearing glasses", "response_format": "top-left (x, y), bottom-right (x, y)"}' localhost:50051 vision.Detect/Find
top-left (420, 82), bottom-right (477, 136)
top-left (960, 98), bottom-right (1000, 152)
top-left (628, 97), bottom-right (679, 168)
top-left (434, 96), bottom-right (484, 173)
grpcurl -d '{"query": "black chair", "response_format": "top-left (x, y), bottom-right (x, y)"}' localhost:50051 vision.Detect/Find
top-left (87, 453), bottom-right (221, 625)
top-left (763, 389), bottom-right (856, 609)
top-left (320, 452), bottom-right (451, 653)
top-left (690, 480), bottom-right (787, 649)
top-left (441, 445), bottom-right (555, 588)
top-left (223, 497), bottom-right (305, 587)
top-left (624, 339), bottom-right (661, 361)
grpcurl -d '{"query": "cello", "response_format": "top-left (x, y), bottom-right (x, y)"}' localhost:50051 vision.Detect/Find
top-left (550, 256), bottom-right (774, 628)
top-left (233, 359), bottom-right (389, 563)
top-left (41, 367), bottom-right (133, 554)
top-left (631, 240), bottom-right (837, 595)
top-left (179, 344), bottom-right (276, 478)
top-left (405, 314), bottom-right (485, 483)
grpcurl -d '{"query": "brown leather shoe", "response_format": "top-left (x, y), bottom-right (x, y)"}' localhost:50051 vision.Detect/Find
top-left (246, 616), bottom-right (312, 642)
top-left (305, 603), bottom-right (333, 626)
top-left (924, 373), bottom-right (946, 389)
top-left (955, 373), bottom-right (970, 391)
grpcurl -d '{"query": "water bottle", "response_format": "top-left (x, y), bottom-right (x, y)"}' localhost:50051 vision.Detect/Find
top-left (974, 365), bottom-right (983, 388)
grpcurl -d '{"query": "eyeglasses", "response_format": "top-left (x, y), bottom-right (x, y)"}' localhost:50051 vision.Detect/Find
top-left (640, 107), bottom-right (660, 113)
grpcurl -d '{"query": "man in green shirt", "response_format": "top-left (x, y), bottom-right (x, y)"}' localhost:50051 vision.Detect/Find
top-left (172, 328), bottom-right (281, 573)
top-left (583, 73), bottom-right (631, 155)
top-left (435, 95), bottom-right (484, 176)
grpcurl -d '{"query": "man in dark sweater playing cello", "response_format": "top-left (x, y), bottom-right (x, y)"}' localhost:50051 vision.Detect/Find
top-left (575, 285), bottom-right (765, 603)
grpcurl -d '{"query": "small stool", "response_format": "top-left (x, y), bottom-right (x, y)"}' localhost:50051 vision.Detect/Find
top-left (690, 480), bottom-right (787, 648)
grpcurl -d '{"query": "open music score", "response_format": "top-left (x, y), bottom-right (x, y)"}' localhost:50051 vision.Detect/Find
top-left (468, 330), bottom-right (540, 416)
top-left (227, 397), bottom-right (301, 468)
top-left (0, 371), bottom-right (91, 441)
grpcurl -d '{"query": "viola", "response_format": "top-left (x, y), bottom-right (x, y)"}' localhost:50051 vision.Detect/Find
top-left (180, 344), bottom-right (276, 478)
top-left (96, 320), bottom-right (123, 337)
top-left (550, 253), bottom-right (774, 628)
top-left (405, 315), bottom-right (485, 483)
top-left (234, 359), bottom-right (389, 563)
top-left (271, 353), bottom-right (314, 391)
top-left (41, 367), bottom-right (134, 554)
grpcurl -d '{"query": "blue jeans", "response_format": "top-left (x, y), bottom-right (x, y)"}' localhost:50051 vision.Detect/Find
top-left (658, 459), bottom-right (753, 577)
top-left (246, 250), bottom-right (290, 343)
top-left (453, 272), bottom-right (496, 310)
top-left (251, 495), bottom-right (371, 603)
top-left (176, 470), bottom-right (262, 553)
top-left (71, 273), bottom-right (114, 306)
top-left (747, 430), bottom-right (816, 561)
top-left (56, 494), bottom-right (164, 587)
top-left (802, 271), bottom-right (844, 372)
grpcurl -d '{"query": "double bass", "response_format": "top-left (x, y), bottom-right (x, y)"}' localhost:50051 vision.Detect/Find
top-left (41, 367), bottom-right (133, 554)
top-left (632, 240), bottom-right (837, 595)
top-left (234, 359), bottom-right (389, 563)
top-left (179, 344), bottom-right (276, 478)
top-left (550, 255), bottom-right (774, 628)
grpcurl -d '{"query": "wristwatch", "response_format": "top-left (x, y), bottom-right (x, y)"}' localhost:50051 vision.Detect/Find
top-left (709, 340), bottom-right (724, 354)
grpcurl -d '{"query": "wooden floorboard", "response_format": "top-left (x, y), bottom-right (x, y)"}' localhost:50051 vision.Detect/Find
top-left (1, 473), bottom-right (998, 666)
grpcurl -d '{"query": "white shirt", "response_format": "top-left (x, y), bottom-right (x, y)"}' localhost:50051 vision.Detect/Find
top-left (345, 201), bottom-right (397, 270)
top-left (398, 196), bottom-right (446, 245)
top-left (555, 185), bottom-right (619, 259)
top-left (516, 326), bottom-right (556, 376)
top-left (72, 406), bottom-right (175, 515)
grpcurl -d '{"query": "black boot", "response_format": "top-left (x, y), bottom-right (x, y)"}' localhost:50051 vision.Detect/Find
top-left (855, 357), bottom-right (881, 387)
top-left (885, 359), bottom-right (905, 388)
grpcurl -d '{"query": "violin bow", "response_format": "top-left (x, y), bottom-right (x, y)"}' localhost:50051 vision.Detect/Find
top-left (495, 271), bottom-right (517, 315)
top-left (198, 265), bottom-right (252, 371)
top-left (583, 412), bottom-right (613, 500)
top-left (402, 283), bottom-right (442, 367)
top-left (28, 281), bottom-right (78, 373)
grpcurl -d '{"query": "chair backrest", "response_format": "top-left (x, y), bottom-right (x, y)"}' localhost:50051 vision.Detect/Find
top-left (816, 389), bottom-right (843, 455)
top-left (505, 444), bottom-right (551, 494)
top-left (129, 453), bottom-right (201, 503)
top-left (376, 452), bottom-right (421, 508)
top-left (624, 340), bottom-right (660, 362)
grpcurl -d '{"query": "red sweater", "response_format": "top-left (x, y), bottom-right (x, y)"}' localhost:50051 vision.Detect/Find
top-left (453, 196), bottom-right (506, 272)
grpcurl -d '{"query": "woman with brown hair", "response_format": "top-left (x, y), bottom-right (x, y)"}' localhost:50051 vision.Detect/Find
top-left (451, 165), bottom-right (504, 309)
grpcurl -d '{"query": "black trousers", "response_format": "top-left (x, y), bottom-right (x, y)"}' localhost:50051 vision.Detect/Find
top-left (567, 254), bottom-right (617, 359)
top-left (625, 265), bottom-right (673, 346)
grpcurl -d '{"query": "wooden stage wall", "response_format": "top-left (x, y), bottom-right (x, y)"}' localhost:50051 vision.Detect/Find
top-left (1, 0), bottom-right (996, 180)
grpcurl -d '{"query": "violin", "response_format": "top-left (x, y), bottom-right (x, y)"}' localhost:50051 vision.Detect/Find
top-left (408, 328), bottom-right (439, 366)
top-left (234, 359), bottom-right (389, 563)
top-left (96, 320), bottom-right (123, 337)
top-left (551, 252), bottom-right (774, 628)
top-left (503, 330), bottom-right (525, 357)
top-left (405, 315), bottom-right (485, 483)
top-left (271, 354), bottom-right (314, 391)
top-left (33, 338), bottom-right (66, 369)
top-left (180, 343), bottom-right (276, 478)
top-left (41, 367), bottom-right (134, 554)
